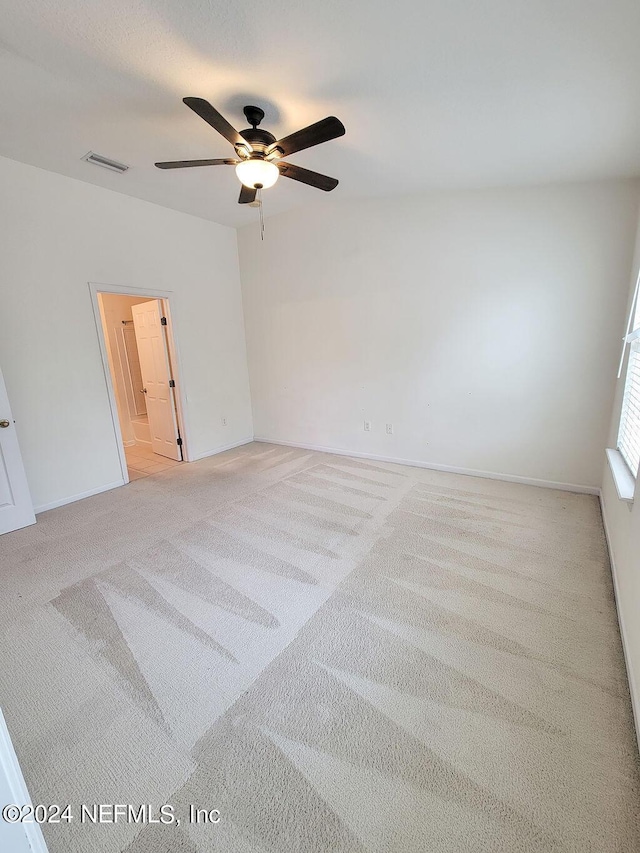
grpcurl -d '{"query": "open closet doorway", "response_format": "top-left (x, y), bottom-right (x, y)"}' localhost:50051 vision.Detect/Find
top-left (92, 286), bottom-right (187, 483)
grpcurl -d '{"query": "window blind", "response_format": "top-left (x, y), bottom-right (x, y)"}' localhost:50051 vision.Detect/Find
top-left (618, 338), bottom-right (640, 477)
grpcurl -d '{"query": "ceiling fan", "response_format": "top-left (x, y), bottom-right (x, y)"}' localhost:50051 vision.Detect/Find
top-left (155, 98), bottom-right (346, 205)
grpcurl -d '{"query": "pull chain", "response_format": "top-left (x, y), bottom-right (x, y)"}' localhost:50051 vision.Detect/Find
top-left (258, 187), bottom-right (265, 240)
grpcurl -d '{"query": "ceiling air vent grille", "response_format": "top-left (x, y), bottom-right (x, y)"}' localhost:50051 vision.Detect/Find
top-left (81, 151), bottom-right (129, 174)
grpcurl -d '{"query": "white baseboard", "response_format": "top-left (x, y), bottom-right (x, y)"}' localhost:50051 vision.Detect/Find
top-left (32, 438), bottom-right (255, 513)
top-left (34, 480), bottom-right (125, 514)
top-left (599, 493), bottom-right (640, 751)
top-left (253, 437), bottom-right (599, 495)
top-left (189, 437), bottom-right (254, 462)
top-left (0, 709), bottom-right (49, 853)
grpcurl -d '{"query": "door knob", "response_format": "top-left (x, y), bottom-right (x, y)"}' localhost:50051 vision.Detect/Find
top-left (140, 388), bottom-right (147, 394)
top-left (0, 419), bottom-right (10, 428)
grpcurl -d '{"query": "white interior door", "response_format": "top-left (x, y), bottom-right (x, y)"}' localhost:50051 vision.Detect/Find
top-left (0, 709), bottom-right (48, 852)
top-left (131, 300), bottom-right (181, 461)
top-left (0, 368), bottom-right (35, 535)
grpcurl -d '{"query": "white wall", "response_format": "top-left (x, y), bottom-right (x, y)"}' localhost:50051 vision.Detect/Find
top-left (0, 155), bottom-right (253, 511)
top-left (600, 212), bottom-right (640, 736)
top-left (239, 180), bottom-right (640, 489)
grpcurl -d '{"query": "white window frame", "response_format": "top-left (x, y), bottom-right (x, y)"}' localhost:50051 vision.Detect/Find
top-left (609, 271), bottom-right (640, 502)
top-left (617, 329), bottom-right (640, 478)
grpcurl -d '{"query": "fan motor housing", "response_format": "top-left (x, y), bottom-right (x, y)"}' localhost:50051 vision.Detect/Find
top-left (238, 127), bottom-right (277, 156)
top-left (237, 106), bottom-right (280, 157)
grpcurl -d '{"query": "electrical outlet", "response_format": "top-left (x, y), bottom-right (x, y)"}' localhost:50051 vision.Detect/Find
top-left (386, 423), bottom-right (393, 435)
top-left (221, 416), bottom-right (227, 427)
top-left (363, 420), bottom-right (372, 432)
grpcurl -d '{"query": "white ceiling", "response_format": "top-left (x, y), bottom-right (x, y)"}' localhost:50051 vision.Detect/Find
top-left (2, 0), bottom-right (640, 227)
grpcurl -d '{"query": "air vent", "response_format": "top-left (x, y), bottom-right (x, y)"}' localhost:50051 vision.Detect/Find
top-left (81, 151), bottom-right (129, 174)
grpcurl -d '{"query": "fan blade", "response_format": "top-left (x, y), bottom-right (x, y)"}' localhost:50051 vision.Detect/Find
top-left (239, 185), bottom-right (257, 204)
top-left (155, 158), bottom-right (237, 169)
top-left (277, 162), bottom-right (338, 191)
top-left (268, 116), bottom-right (345, 157)
top-left (183, 97), bottom-right (252, 152)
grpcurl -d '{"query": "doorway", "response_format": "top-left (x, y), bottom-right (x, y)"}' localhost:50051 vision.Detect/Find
top-left (92, 286), bottom-right (187, 484)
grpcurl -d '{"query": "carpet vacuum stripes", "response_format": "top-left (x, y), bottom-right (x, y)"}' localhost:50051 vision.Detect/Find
top-left (0, 442), bottom-right (638, 852)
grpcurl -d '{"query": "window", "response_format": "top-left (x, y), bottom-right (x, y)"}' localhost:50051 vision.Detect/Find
top-left (617, 297), bottom-right (640, 477)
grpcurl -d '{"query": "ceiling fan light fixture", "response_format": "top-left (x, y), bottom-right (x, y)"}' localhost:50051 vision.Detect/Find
top-left (235, 158), bottom-right (279, 189)
top-left (156, 99), bottom-right (343, 208)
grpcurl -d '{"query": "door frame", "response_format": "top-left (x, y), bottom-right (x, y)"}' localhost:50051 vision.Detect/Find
top-left (88, 282), bottom-right (191, 485)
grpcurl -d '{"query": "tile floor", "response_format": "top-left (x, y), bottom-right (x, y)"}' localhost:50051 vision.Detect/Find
top-left (124, 443), bottom-right (182, 480)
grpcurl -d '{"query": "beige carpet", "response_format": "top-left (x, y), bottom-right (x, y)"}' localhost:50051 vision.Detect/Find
top-left (0, 442), bottom-right (638, 852)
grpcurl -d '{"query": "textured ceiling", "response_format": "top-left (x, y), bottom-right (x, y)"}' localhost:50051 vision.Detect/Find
top-left (2, 0), bottom-right (640, 227)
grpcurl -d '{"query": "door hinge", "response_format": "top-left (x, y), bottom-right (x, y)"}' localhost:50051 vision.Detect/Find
top-left (177, 437), bottom-right (183, 446)
top-left (161, 316), bottom-right (167, 326)
top-left (169, 379), bottom-right (175, 388)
